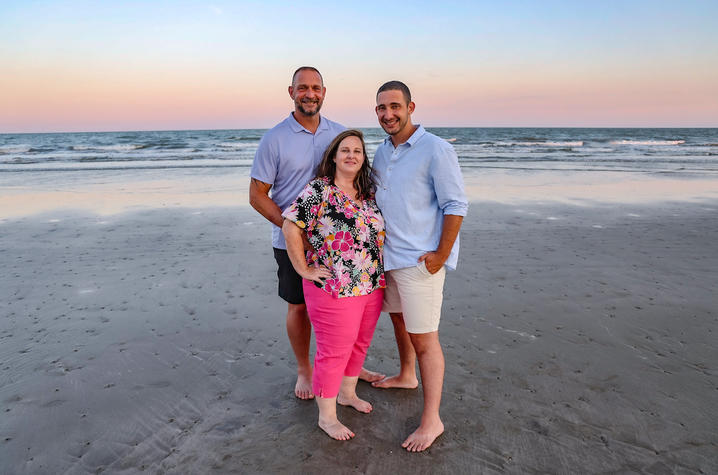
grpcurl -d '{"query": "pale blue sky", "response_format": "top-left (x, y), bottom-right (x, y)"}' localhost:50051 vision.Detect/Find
top-left (2, 0), bottom-right (717, 131)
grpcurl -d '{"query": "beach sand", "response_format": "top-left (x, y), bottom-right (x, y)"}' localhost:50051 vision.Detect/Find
top-left (1, 200), bottom-right (717, 473)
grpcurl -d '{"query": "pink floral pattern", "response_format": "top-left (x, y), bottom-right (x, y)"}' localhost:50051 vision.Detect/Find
top-left (282, 177), bottom-right (385, 298)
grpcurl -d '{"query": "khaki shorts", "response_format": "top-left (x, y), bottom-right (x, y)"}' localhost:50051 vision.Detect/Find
top-left (382, 261), bottom-right (446, 334)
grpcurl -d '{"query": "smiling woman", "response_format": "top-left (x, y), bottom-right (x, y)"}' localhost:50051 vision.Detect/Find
top-left (281, 129), bottom-right (386, 441)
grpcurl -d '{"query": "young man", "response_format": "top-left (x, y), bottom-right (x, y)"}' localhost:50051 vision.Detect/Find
top-left (249, 67), bottom-right (383, 400)
top-left (372, 81), bottom-right (468, 451)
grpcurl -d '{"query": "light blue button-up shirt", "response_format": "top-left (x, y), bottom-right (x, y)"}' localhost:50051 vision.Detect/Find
top-left (251, 113), bottom-right (345, 249)
top-left (373, 125), bottom-right (468, 271)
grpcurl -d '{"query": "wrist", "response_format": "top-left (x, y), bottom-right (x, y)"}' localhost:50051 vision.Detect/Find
top-left (434, 248), bottom-right (450, 261)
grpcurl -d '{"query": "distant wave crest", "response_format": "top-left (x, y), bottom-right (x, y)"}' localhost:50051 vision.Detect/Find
top-left (492, 141), bottom-right (584, 147)
top-left (72, 144), bottom-right (145, 151)
top-left (217, 142), bottom-right (256, 149)
top-left (0, 146), bottom-right (31, 154)
top-left (610, 140), bottom-right (685, 146)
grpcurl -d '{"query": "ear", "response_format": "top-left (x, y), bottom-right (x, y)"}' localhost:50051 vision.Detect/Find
top-left (408, 101), bottom-right (415, 114)
top-left (374, 105), bottom-right (380, 116)
top-left (288, 85), bottom-right (294, 99)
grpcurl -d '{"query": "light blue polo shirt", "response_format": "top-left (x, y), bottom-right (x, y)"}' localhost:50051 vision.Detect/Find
top-left (251, 113), bottom-right (345, 249)
top-left (373, 125), bottom-right (468, 271)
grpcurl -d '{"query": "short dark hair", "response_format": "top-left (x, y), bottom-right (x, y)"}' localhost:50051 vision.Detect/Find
top-left (316, 130), bottom-right (375, 200)
top-left (292, 66), bottom-right (324, 86)
top-left (376, 80), bottom-right (411, 104)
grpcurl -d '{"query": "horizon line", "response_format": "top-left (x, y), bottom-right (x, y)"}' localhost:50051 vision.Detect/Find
top-left (3, 125), bottom-right (718, 135)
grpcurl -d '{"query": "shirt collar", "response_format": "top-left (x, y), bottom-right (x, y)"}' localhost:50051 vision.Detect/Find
top-left (288, 112), bottom-right (327, 134)
top-left (383, 124), bottom-right (426, 147)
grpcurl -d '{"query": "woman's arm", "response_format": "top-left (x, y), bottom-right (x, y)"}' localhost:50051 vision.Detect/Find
top-left (282, 219), bottom-right (332, 284)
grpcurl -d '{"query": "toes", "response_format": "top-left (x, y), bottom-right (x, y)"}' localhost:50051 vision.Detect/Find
top-left (295, 389), bottom-right (314, 400)
top-left (335, 428), bottom-right (354, 441)
top-left (361, 372), bottom-right (385, 383)
top-left (359, 368), bottom-right (385, 382)
top-left (402, 436), bottom-right (426, 452)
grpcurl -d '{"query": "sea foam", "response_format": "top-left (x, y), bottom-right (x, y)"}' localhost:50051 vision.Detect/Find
top-left (610, 140), bottom-right (685, 146)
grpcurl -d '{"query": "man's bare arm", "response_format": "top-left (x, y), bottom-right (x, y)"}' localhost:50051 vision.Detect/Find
top-left (249, 178), bottom-right (284, 228)
top-left (418, 214), bottom-right (464, 274)
top-left (249, 178), bottom-right (312, 250)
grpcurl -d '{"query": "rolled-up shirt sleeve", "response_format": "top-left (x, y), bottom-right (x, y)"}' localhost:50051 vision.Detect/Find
top-left (431, 142), bottom-right (468, 217)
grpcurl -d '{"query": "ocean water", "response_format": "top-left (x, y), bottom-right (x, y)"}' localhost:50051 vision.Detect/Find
top-left (1, 128), bottom-right (717, 175)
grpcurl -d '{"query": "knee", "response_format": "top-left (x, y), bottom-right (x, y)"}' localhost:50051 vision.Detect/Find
top-left (409, 333), bottom-right (439, 356)
top-left (287, 303), bottom-right (307, 319)
top-left (413, 343), bottom-right (430, 358)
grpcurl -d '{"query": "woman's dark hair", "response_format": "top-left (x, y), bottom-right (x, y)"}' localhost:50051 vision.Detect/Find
top-left (316, 129), bottom-right (376, 200)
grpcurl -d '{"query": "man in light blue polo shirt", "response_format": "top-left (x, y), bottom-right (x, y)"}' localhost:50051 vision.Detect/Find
top-left (372, 80), bottom-right (468, 452)
top-left (249, 67), bottom-right (383, 400)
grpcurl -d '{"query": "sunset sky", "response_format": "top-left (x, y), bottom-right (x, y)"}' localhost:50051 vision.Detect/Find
top-left (1, 0), bottom-right (717, 132)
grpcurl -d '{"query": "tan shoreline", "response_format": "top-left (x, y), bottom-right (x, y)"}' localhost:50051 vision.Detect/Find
top-left (1, 201), bottom-right (717, 473)
top-left (2, 168), bottom-right (718, 220)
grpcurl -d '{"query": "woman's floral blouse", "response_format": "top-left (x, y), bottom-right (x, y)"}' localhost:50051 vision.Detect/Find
top-left (282, 177), bottom-right (385, 298)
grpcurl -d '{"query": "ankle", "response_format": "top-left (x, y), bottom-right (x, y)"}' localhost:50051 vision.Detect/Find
top-left (420, 413), bottom-right (443, 427)
top-left (297, 365), bottom-right (312, 376)
top-left (318, 414), bottom-right (339, 425)
top-left (338, 391), bottom-right (356, 400)
top-left (398, 371), bottom-right (417, 381)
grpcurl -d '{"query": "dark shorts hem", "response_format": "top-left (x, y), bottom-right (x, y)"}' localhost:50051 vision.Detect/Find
top-left (273, 247), bottom-right (305, 305)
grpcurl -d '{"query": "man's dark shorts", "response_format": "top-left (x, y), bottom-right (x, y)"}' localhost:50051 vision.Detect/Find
top-left (273, 248), bottom-right (305, 305)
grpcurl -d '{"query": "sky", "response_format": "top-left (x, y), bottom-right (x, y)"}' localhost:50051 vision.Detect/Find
top-left (1, 0), bottom-right (717, 132)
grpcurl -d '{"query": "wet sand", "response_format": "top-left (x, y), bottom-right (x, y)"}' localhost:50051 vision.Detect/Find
top-left (1, 201), bottom-right (717, 473)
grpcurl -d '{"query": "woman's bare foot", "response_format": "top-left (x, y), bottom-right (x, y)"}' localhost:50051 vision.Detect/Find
top-left (371, 374), bottom-right (419, 389)
top-left (294, 371), bottom-right (314, 400)
top-left (318, 418), bottom-right (355, 441)
top-left (402, 419), bottom-right (444, 452)
top-left (358, 367), bottom-right (385, 383)
top-left (337, 393), bottom-right (373, 413)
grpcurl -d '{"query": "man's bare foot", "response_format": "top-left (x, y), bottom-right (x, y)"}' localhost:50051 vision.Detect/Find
top-left (318, 418), bottom-right (355, 441)
top-left (337, 393), bottom-right (373, 413)
top-left (358, 367), bottom-right (385, 383)
top-left (371, 374), bottom-right (419, 389)
top-left (402, 420), bottom-right (444, 452)
top-left (294, 372), bottom-right (314, 400)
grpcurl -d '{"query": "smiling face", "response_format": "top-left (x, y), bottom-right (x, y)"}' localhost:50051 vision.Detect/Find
top-left (333, 135), bottom-right (365, 178)
top-left (289, 69), bottom-right (326, 117)
top-left (375, 89), bottom-right (415, 137)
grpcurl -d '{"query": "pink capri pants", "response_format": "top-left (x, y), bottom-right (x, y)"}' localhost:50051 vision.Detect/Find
top-left (303, 280), bottom-right (384, 398)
